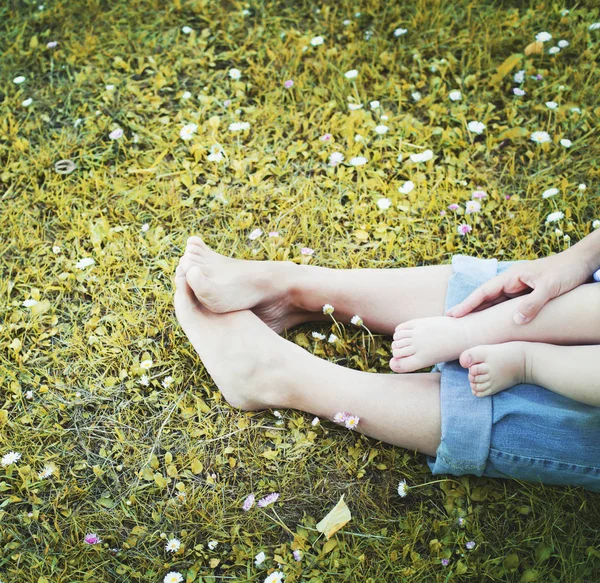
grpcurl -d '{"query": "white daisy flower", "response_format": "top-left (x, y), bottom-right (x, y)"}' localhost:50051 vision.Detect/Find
top-left (311, 332), bottom-right (326, 340)
top-left (38, 464), bottom-right (54, 479)
top-left (535, 31), bottom-right (552, 43)
top-left (25, 390), bottom-right (33, 399)
top-left (311, 416), bottom-right (320, 425)
top-left (411, 91), bottom-right (422, 102)
top-left (264, 571), bottom-right (285, 583)
top-left (229, 68), bottom-right (242, 80)
top-left (449, 90), bottom-right (462, 101)
top-left (22, 98), bottom-right (33, 107)
top-left (350, 315), bottom-right (363, 326)
top-left (179, 123), bottom-right (198, 140)
top-left (141, 223), bottom-right (150, 232)
top-left (465, 200), bottom-right (481, 214)
top-left (75, 257), bottom-right (95, 269)
top-left (545, 211), bottom-right (564, 223)
top-left (369, 100), bottom-right (380, 109)
top-left (348, 103), bottom-right (363, 110)
top-left (52, 245), bottom-right (61, 253)
top-left (328, 152), bottom-right (344, 166)
top-left (398, 180), bottom-right (414, 194)
top-left (13, 76), bottom-right (26, 84)
top-left (1, 451), bottom-right (22, 467)
top-left (208, 540), bottom-right (218, 550)
top-left (310, 36), bottom-right (324, 46)
top-left (181, 26), bottom-right (193, 34)
top-left (344, 69), bottom-right (359, 79)
top-left (139, 375), bottom-right (149, 387)
top-left (343, 19), bottom-right (351, 26)
top-left (249, 228), bottom-right (263, 240)
top-left (467, 121), bottom-right (485, 134)
top-left (163, 572), bottom-right (184, 583)
top-left (349, 156), bottom-right (367, 166)
top-left (374, 124), bottom-right (389, 135)
top-left (207, 151), bottom-right (224, 162)
top-left (22, 299), bottom-right (38, 307)
top-left (542, 188), bottom-right (559, 198)
top-left (513, 70), bottom-right (525, 83)
top-left (354, 134), bottom-right (364, 142)
top-left (579, 184), bottom-right (587, 191)
top-left (165, 538), bottom-right (181, 553)
top-left (592, 219), bottom-right (600, 229)
top-left (328, 334), bottom-right (338, 343)
top-left (140, 359), bottom-right (153, 370)
top-left (322, 304), bottom-right (334, 315)
top-left (161, 376), bottom-right (174, 388)
top-left (229, 121), bottom-right (250, 131)
top-left (589, 23), bottom-right (600, 31)
top-left (397, 480), bottom-right (409, 497)
top-left (546, 101), bottom-right (558, 109)
top-left (570, 107), bottom-right (582, 114)
top-left (560, 138), bottom-right (572, 148)
top-left (548, 46), bottom-right (560, 54)
top-left (182, 91), bottom-right (192, 99)
top-left (409, 149), bottom-right (433, 163)
top-left (394, 28), bottom-right (408, 37)
top-left (558, 40), bottom-right (569, 48)
top-left (381, 114), bottom-right (388, 120)
top-left (513, 88), bottom-right (526, 96)
top-left (254, 551), bottom-right (266, 566)
top-left (530, 131), bottom-right (551, 143)
top-left (377, 198), bottom-right (391, 210)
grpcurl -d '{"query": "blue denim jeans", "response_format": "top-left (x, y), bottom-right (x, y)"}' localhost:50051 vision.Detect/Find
top-left (427, 255), bottom-right (600, 492)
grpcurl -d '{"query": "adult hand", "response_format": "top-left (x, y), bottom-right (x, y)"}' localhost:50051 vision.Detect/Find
top-left (447, 251), bottom-right (593, 324)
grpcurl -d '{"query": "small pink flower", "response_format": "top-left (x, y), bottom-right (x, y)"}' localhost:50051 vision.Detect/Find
top-left (300, 247), bottom-right (314, 256)
top-left (466, 541), bottom-right (476, 550)
top-left (293, 550), bottom-right (302, 561)
top-left (257, 492), bottom-right (279, 507)
top-left (441, 558), bottom-right (450, 566)
top-left (439, 210), bottom-right (446, 216)
top-left (284, 79), bottom-right (294, 89)
top-left (268, 231), bottom-right (279, 237)
top-left (448, 203), bottom-right (460, 211)
top-left (320, 133), bottom-right (333, 141)
top-left (84, 533), bottom-right (102, 545)
top-left (242, 493), bottom-right (255, 511)
top-left (109, 128), bottom-right (123, 140)
top-left (224, 99), bottom-right (231, 107)
top-left (333, 412), bottom-right (349, 424)
top-left (505, 195), bottom-right (511, 200)
top-left (457, 223), bottom-right (472, 236)
top-left (472, 190), bottom-right (487, 199)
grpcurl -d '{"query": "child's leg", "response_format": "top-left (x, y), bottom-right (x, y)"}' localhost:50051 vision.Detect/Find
top-left (459, 342), bottom-right (600, 407)
top-left (391, 283), bottom-right (600, 373)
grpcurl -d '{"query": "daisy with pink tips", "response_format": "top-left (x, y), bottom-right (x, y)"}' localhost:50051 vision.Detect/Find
top-left (257, 492), bottom-right (280, 507)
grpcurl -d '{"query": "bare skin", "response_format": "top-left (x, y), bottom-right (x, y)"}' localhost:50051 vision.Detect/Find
top-left (461, 342), bottom-right (600, 406)
top-left (391, 283), bottom-right (600, 373)
top-left (173, 267), bottom-right (442, 455)
top-left (178, 236), bottom-right (452, 337)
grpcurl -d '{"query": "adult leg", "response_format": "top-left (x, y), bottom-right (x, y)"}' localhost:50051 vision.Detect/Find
top-left (178, 236), bottom-right (452, 335)
top-left (174, 270), bottom-right (442, 456)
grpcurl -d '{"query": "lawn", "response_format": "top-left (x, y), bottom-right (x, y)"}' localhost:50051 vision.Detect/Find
top-left (1, 0), bottom-right (599, 581)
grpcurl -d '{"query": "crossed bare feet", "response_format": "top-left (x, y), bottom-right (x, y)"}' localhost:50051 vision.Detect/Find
top-left (177, 236), bottom-right (301, 334)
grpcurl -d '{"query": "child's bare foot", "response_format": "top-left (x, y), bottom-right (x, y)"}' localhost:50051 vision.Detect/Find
top-left (177, 236), bottom-right (300, 334)
top-left (173, 267), bottom-right (298, 410)
top-left (390, 316), bottom-right (473, 373)
top-left (459, 342), bottom-right (529, 398)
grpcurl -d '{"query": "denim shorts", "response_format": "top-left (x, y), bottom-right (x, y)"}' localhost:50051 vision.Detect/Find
top-left (427, 255), bottom-right (600, 492)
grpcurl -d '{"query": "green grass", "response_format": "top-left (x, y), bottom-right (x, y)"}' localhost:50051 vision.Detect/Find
top-left (1, 0), bottom-right (599, 581)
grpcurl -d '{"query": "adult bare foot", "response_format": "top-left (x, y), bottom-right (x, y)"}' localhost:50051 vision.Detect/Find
top-left (173, 267), bottom-right (298, 410)
top-left (459, 342), bottom-right (528, 398)
top-left (177, 236), bottom-right (302, 334)
top-left (389, 316), bottom-right (474, 373)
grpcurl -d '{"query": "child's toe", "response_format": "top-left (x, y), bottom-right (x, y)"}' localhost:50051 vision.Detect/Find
top-left (391, 346), bottom-right (417, 359)
top-left (459, 345), bottom-right (488, 369)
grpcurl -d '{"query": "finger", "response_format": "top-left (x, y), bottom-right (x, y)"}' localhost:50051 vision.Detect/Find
top-left (447, 274), bottom-right (508, 318)
top-left (513, 283), bottom-right (552, 324)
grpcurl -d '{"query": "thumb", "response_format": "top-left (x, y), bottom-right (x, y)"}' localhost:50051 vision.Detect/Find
top-left (513, 284), bottom-right (551, 324)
